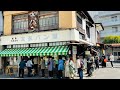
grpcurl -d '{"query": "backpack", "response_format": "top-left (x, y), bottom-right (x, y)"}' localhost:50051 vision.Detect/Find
top-left (80, 60), bottom-right (84, 69)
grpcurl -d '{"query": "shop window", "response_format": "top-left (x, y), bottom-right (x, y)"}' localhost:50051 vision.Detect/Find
top-left (12, 14), bottom-right (28, 34)
top-left (53, 43), bottom-right (56, 46)
top-left (39, 43), bottom-right (42, 47)
top-left (35, 44), bottom-right (39, 47)
top-left (49, 43), bottom-right (53, 46)
top-left (44, 43), bottom-right (48, 46)
top-left (56, 42), bottom-right (60, 46)
top-left (42, 43), bottom-right (45, 46)
top-left (60, 42), bottom-right (63, 45)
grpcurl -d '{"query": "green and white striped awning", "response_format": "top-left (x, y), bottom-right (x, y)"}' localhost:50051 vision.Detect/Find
top-left (0, 46), bottom-right (69, 57)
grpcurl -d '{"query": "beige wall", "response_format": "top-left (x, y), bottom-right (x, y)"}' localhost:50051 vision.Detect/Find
top-left (4, 15), bottom-right (12, 35)
top-left (4, 11), bottom-right (28, 16)
top-left (59, 11), bottom-right (77, 29)
top-left (4, 11), bottom-right (77, 35)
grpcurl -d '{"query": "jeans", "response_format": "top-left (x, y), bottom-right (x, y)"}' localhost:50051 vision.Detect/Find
top-left (78, 68), bottom-right (83, 79)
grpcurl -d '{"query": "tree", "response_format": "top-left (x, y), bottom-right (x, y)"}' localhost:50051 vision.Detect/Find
top-left (103, 36), bottom-right (120, 44)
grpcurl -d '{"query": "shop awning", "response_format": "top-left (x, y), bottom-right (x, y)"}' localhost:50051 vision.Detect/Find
top-left (0, 46), bottom-right (69, 57)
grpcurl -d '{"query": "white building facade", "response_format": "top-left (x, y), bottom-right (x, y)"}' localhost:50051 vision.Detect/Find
top-left (89, 11), bottom-right (120, 60)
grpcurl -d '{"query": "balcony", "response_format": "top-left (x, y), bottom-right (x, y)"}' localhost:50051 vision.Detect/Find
top-left (99, 11), bottom-right (120, 17)
top-left (77, 21), bottom-right (85, 35)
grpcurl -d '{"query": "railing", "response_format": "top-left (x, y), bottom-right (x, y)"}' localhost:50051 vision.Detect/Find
top-left (77, 21), bottom-right (85, 35)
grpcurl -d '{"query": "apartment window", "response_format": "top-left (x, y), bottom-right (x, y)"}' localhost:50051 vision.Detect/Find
top-left (114, 52), bottom-right (117, 56)
top-left (13, 14), bottom-right (28, 34)
top-left (111, 16), bottom-right (117, 22)
top-left (112, 27), bottom-right (118, 32)
top-left (39, 11), bottom-right (58, 31)
top-left (118, 52), bottom-right (120, 56)
top-left (86, 25), bottom-right (90, 38)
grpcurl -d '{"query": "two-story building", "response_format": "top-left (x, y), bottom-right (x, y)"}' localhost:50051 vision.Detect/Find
top-left (0, 11), bottom-right (99, 74)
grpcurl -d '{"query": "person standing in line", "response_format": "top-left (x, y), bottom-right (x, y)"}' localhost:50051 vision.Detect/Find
top-left (19, 58), bottom-right (26, 78)
top-left (33, 57), bottom-right (38, 75)
top-left (109, 53), bottom-right (114, 68)
top-left (54, 59), bottom-right (59, 78)
top-left (69, 57), bottom-right (76, 79)
top-left (48, 57), bottom-right (54, 79)
top-left (65, 57), bottom-right (70, 79)
top-left (26, 58), bottom-right (33, 77)
top-left (40, 57), bottom-right (46, 77)
top-left (77, 56), bottom-right (84, 79)
top-left (95, 56), bottom-right (99, 69)
top-left (58, 56), bottom-right (64, 79)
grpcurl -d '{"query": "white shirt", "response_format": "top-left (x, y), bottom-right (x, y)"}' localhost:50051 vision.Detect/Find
top-left (110, 55), bottom-right (114, 61)
top-left (26, 60), bottom-right (33, 67)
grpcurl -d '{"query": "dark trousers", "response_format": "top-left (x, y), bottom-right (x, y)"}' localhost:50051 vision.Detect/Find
top-left (55, 64), bottom-right (58, 77)
top-left (34, 64), bottom-right (38, 75)
top-left (19, 68), bottom-right (24, 78)
top-left (27, 67), bottom-right (32, 77)
top-left (41, 69), bottom-right (45, 77)
top-left (78, 68), bottom-right (83, 79)
top-left (58, 70), bottom-right (63, 79)
top-left (49, 71), bottom-right (53, 77)
top-left (95, 61), bottom-right (99, 69)
top-left (110, 61), bottom-right (113, 67)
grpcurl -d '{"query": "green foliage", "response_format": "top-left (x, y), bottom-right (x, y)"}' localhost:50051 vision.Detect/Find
top-left (103, 36), bottom-right (120, 44)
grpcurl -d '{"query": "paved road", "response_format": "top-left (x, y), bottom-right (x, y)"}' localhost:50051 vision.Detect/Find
top-left (84, 62), bottom-right (120, 79)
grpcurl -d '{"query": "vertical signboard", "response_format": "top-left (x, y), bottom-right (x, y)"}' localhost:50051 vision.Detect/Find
top-left (28, 11), bottom-right (39, 31)
top-left (72, 46), bottom-right (77, 54)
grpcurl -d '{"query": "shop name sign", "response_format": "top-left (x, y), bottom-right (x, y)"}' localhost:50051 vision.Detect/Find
top-left (1, 30), bottom-right (74, 45)
top-left (1, 32), bottom-right (60, 45)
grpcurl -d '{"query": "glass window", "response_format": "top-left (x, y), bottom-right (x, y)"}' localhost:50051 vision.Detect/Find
top-left (49, 43), bottom-right (53, 46)
top-left (114, 52), bottom-right (117, 56)
top-left (60, 42), bottom-right (63, 45)
top-left (39, 11), bottom-right (58, 31)
top-left (111, 16), bottom-right (117, 21)
top-left (44, 43), bottom-right (47, 46)
top-left (56, 42), bottom-right (60, 46)
top-left (53, 43), bottom-right (56, 46)
top-left (42, 43), bottom-right (45, 46)
top-left (118, 52), bottom-right (120, 56)
top-left (13, 14), bottom-right (28, 33)
top-left (62, 42), bottom-right (66, 45)
top-left (112, 27), bottom-right (118, 32)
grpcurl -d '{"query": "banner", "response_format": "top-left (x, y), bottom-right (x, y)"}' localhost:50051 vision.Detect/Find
top-left (28, 11), bottom-right (39, 31)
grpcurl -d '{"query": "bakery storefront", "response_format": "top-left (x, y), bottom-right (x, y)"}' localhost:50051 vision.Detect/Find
top-left (0, 29), bottom-right (80, 75)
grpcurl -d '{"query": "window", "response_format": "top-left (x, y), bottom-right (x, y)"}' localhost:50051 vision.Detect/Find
top-left (39, 11), bottom-right (58, 31)
top-left (118, 52), bottom-right (120, 56)
top-left (111, 16), bottom-right (117, 22)
top-left (114, 52), bottom-right (117, 56)
top-left (86, 25), bottom-right (90, 38)
top-left (112, 27), bottom-right (118, 32)
top-left (13, 14), bottom-right (28, 33)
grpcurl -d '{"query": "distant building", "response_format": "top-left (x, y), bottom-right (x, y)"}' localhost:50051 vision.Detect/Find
top-left (89, 11), bottom-right (120, 60)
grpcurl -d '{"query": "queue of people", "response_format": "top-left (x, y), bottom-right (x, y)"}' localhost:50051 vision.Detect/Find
top-left (18, 53), bottom-right (114, 79)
